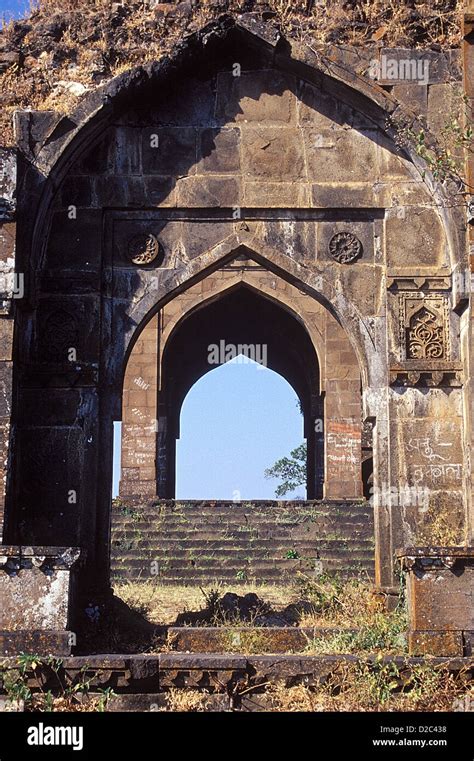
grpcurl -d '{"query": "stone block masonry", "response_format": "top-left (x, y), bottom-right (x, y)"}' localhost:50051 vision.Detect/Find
top-left (0, 546), bottom-right (81, 656)
top-left (398, 547), bottom-right (474, 657)
top-left (0, 13), bottom-right (472, 635)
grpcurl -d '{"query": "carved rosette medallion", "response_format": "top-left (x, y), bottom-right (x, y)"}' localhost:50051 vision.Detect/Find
top-left (328, 232), bottom-right (362, 264)
top-left (127, 233), bottom-right (162, 265)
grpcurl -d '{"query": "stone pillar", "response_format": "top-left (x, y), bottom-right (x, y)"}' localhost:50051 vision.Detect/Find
top-left (0, 546), bottom-right (81, 656)
top-left (387, 275), bottom-right (467, 557)
top-left (120, 314), bottom-right (159, 498)
top-left (323, 314), bottom-right (363, 499)
top-left (398, 547), bottom-right (474, 656)
top-left (464, 0), bottom-right (474, 539)
top-left (0, 149), bottom-right (17, 539)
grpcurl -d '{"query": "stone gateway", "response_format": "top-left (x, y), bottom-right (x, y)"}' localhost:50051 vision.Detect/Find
top-left (0, 13), bottom-right (473, 653)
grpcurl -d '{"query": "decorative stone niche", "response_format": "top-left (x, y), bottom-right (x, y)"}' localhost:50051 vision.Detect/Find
top-left (0, 546), bottom-right (81, 656)
top-left (397, 547), bottom-right (474, 657)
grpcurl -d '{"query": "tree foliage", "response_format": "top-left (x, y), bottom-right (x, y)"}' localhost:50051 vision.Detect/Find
top-left (264, 442), bottom-right (307, 497)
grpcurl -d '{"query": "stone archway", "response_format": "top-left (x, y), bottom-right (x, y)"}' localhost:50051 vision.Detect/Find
top-left (120, 256), bottom-right (365, 504)
top-left (2, 16), bottom-right (470, 606)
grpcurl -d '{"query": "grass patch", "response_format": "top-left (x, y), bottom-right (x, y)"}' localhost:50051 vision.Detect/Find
top-left (113, 573), bottom-right (408, 656)
top-left (113, 580), bottom-right (295, 626)
top-left (265, 663), bottom-right (473, 712)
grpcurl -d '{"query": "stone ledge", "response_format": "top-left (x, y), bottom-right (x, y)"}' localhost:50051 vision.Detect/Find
top-left (0, 546), bottom-right (81, 574)
top-left (0, 630), bottom-right (73, 657)
top-left (408, 630), bottom-right (471, 658)
top-left (389, 368), bottom-right (464, 388)
top-left (1, 653), bottom-right (472, 694)
top-left (167, 626), bottom-right (359, 653)
top-left (397, 546), bottom-right (474, 571)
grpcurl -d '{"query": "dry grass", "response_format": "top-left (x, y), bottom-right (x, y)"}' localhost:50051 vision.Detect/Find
top-left (159, 688), bottom-right (213, 712)
top-left (265, 665), bottom-right (473, 712)
top-left (0, 0), bottom-right (463, 145)
top-left (113, 579), bottom-right (295, 625)
top-left (294, 574), bottom-right (408, 654)
top-left (296, 0), bottom-right (462, 48)
top-left (154, 662), bottom-right (474, 712)
top-left (296, 574), bottom-right (385, 627)
top-left (114, 573), bottom-right (409, 656)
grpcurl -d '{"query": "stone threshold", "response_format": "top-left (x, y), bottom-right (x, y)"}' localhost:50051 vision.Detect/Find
top-left (166, 626), bottom-right (360, 653)
top-left (1, 653), bottom-right (472, 694)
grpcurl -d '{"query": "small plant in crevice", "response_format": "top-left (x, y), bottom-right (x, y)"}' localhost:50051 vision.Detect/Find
top-left (3, 654), bottom-right (115, 712)
top-left (392, 90), bottom-right (474, 198)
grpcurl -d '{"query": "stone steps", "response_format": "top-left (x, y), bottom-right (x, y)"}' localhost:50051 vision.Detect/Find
top-left (111, 548), bottom-right (374, 562)
top-left (113, 503), bottom-right (370, 519)
top-left (112, 518), bottom-right (372, 530)
top-left (166, 626), bottom-right (361, 653)
top-left (112, 515), bottom-right (371, 524)
top-left (111, 536), bottom-right (373, 547)
top-left (112, 549), bottom-right (375, 562)
top-left (113, 524), bottom-right (371, 533)
top-left (112, 562), bottom-right (373, 582)
top-left (111, 499), bottom-right (375, 583)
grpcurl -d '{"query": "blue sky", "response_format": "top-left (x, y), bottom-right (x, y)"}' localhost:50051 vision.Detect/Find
top-left (0, 0), bottom-right (304, 500)
top-left (0, 0), bottom-right (30, 19)
top-left (175, 359), bottom-right (304, 500)
top-left (114, 358), bottom-right (304, 499)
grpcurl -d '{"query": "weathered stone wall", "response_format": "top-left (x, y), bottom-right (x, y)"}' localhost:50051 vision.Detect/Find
top-left (0, 18), bottom-right (470, 594)
top-left (399, 547), bottom-right (474, 657)
top-left (0, 546), bottom-right (80, 656)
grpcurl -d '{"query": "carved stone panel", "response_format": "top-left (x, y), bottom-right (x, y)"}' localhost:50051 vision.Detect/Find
top-left (399, 294), bottom-right (450, 363)
top-left (407, 306), bottom-right (445, 360)
top-left (38, 308), bottom-right (78, 363)
top-left (389, 291), bottom-right (457, 387)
